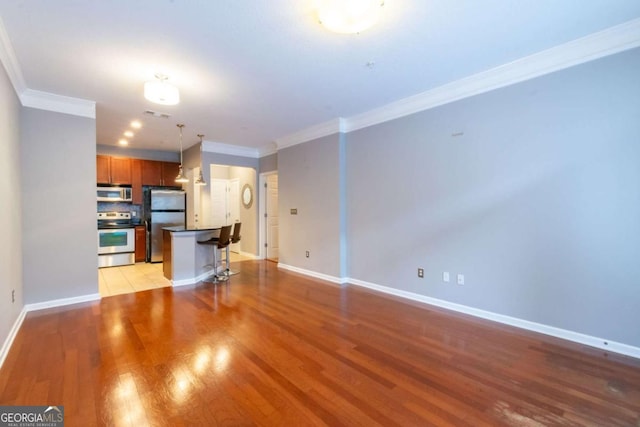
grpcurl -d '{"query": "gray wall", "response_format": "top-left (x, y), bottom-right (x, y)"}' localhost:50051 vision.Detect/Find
top-left (278, 134), bottom-right (345, 278)
top-left (21, 108), bottom-right (97, 303)
top-left (346, 48), bottom-right (640, 346)
top-left (259, 153), bottom-right (277, 173)
top-left (0, 59), bottom-right (23, 347)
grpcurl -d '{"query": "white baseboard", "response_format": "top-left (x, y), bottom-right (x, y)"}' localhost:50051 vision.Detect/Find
top-left (172, 268), bottom-right (217, 287)
top-left (348, 278), bottom-right (640, 359)
top-left (277, 263), bottom-right (348, 285)
top-left (0, 307), bottom-right (27, 370)
top-left (24, 293), bottom-right (101, 312)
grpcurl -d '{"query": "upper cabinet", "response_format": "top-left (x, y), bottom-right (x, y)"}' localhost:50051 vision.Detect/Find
top-left (142, 160), bottom-right (181, 187)
top-left (141, 160), bottom-right (162, 186)
top-left (97, 156), bottom-right (181, 197)
top-left (97, 155), bottom-right (131, 185)
top-left (131, 159), bottom-right (143, 205)
top-left (162, 162), bottom-right (180, 185)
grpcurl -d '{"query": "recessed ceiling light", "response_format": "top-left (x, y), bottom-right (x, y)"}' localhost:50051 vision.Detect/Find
top-left (118, 139), bottom-right (129, 146)
top-left (130, 120), bottom-right (142, 129)
top-left (123, 130), bottom-right (134, 138)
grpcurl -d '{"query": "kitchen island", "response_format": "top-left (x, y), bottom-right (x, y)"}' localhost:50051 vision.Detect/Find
top-left (162, 226), bottom-right (222, 285)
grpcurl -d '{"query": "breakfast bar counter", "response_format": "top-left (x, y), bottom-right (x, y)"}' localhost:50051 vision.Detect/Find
top-left (162, 226), bottom-right (222, 285)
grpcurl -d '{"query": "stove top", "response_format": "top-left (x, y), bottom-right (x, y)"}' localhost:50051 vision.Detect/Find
top-left (97, 211), bottom-right (134, 229)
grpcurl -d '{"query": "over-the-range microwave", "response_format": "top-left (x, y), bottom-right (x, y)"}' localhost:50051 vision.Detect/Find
top-left (97, 186), bottom-right (132, 202)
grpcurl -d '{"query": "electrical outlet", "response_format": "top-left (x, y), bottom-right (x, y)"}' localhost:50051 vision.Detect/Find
top-left (457, 274), bottom-right (465, 285)
top-left (305, 251), bottom-right (309, 258)
top-left (443, 272), bottom-right (450, 283)
top-left (418, 268), bottom-right (424, 278)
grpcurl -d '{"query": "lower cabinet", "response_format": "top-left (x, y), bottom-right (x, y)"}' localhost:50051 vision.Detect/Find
top-left (135, 226), bottom-right (146, 262)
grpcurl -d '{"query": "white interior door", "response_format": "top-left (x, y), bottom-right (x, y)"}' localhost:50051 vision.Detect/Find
top-left (266, 174), bottom-right (279, 261)
top-left (211, 179), bottom-right (227, 226)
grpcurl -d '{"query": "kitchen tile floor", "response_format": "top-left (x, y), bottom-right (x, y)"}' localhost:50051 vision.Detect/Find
top-left (98, 252), bottom-right (253, 297)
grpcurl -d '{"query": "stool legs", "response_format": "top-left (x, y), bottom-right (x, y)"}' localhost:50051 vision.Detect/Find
top-left (210, 246), bottom-right (228, 283)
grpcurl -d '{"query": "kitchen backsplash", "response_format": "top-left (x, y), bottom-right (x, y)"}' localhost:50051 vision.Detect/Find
top-left (97, 202), bottom-right (142, 221)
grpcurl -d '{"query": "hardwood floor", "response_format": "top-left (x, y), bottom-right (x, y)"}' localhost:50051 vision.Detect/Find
top-left (1, 260), bottom-right (639, 426)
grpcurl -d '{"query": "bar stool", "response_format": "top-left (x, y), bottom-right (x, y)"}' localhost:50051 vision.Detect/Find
top-left (226, 222), bottom-right (242, 276)
top-left (197, 225), bottom-right (232, 283)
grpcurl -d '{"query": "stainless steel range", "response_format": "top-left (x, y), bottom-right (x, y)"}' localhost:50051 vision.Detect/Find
top-left (97, 212), bottom-right (135, 268)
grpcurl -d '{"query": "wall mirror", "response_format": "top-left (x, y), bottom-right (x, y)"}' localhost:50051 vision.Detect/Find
top-left (242, 183), bottom-right (253, 209)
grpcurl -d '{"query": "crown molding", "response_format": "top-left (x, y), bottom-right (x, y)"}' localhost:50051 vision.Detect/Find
top-left (276, 117), bottom-right (346, 149)
top-left (258, 144), bottom-right (278, 158)
top-left (345, 17), bottom-right (640, 133)
top-left (1, 17), bottom-right (96, 119)
top-left (276, 18), bottom-right (640, 142)
top-left (202, 140), bottom-right (260, 158)
top-left (21, 89), bottom-right (96, 118)
top-left (0, 15), bottom-right (26, 95)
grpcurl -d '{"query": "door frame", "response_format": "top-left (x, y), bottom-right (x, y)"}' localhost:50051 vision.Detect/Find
top-left (259, 171), bottom-right (277, 260)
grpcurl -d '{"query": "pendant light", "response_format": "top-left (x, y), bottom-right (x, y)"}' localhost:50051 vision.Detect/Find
top-left (194, 134), bottom-right (207, 186)
top-left (175, 124), bottom-right (189, 183)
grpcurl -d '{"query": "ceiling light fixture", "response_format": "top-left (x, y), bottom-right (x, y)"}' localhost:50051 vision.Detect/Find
top-left (175, 124), bottom-right (189, 183)
top-left (144, 73), bottom-right (180, 105)
top-left (123, 130), bottom-right (134, 138)
top-left (118, 139), bottom-right (128, 146)
top-left (195, 134), bottom-right (207, 186)
top-left (130, 120), bottom-right (142, 129)
top-left (316, 0), bottom-right (384, 34)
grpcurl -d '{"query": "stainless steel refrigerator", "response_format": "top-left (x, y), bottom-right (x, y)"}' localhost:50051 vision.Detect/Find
top-left (146, 189), bottom-right (186, 262)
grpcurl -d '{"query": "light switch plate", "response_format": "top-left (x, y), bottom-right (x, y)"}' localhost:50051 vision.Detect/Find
top-left (443, 272), bottom-right (450, 282)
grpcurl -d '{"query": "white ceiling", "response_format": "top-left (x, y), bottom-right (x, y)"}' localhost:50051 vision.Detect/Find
top-left (1, 1), bottom-right (639, 154)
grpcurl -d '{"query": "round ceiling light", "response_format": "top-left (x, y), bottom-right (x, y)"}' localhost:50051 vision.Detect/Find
top-left (316, 0), bottom-right (384, 34)
top-left (144, 73), bottom-right (180, 105)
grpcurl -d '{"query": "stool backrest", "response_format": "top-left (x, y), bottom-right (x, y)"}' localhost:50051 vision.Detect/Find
top-left (231, 222), bottom-right (242, 244)
top-left (217, 225), bottom-right (233, 249)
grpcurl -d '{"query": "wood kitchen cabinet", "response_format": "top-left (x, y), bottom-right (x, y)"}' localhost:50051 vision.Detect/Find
top-left (96, 155), bottom-right (110, 184)
top-left (135, 225), bottom-right (146, 262)
top-left (96, 155), bottom-right (132, 185)
top-left (131, 159), bottom-right (143, 204)
top-left (162, 162), bottom-right (180, 184)
top-left (141, 160), bottom-right (163, 186)
top-left (141, 160), bottom-right (181, 186)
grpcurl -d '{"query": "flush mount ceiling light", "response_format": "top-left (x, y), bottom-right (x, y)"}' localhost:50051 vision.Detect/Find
top-left (194, 134), bottom-right (207, 186)
top-left (175, 124), bottom-right (189, 183)
top-left (144, 73), bottom-right (180, 105)
top-left (316, 0), bottom-right (384, 34)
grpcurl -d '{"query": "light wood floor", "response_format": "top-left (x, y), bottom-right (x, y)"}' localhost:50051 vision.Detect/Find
top-left (2, 260), bottom-right (640, 426)
top-left (98, 252), bottom-right (253, 297)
